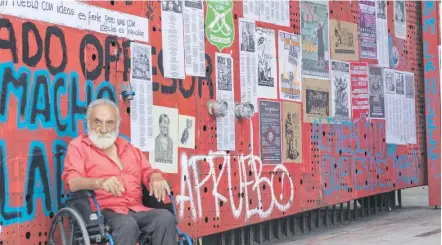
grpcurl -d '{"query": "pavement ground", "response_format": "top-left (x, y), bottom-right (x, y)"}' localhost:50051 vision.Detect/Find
top-left (271, 186), bottom-right (441, 245)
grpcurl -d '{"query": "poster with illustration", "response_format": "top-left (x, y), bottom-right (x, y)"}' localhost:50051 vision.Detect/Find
top-left (282, 101), bottom-right (302, 163)
top-left (331, 60), bottom-right (351, 121)
top-left (330, 19), bottom-right (359, 61)
top-left (178, 114), bottom-right (195, 149)
top-left (300, 0), bottom-right (330, 79)
top-left (394, 0), bottom-right (406, 39)
top-left (256, 26), bottom-right (278, 99)
top-left (259, 100), bottom-right (282, 164)
top-left (278, 30), bottom-right (302, 102)
top-left (368, 66), bottom-right (385, 119)
top-left (303, 78), bottom-right (332, 123)
top-left (150, 106), bottom-right (178, 173)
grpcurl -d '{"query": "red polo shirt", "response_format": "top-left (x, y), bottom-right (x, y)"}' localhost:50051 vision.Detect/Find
top-left (62, 134), bottom-right (163, 214)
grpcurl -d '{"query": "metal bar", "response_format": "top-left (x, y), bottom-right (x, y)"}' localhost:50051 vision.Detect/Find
top-left (392, 191), bottom-right (396, 210)
top-left (374, 194), bottom-right (378, 214)
top-left (302, 212), bottom-right (306, 234)
top-left (292, 215), bottom-right (296, 236)
top-left (398, 189), bottom-right (402, 208)
top-left (249, 225), bottom-right (253, 245)
top-left (240, 227), bottom-right (245, 245)
top-left (367, 197), bottom-right (371, 216)
top-left (340, 203), bottom-right (344, 224)
top-left (361, 198), bottom-right (365, 218)
top-left (221, 232), bottom-right (226, 245)
top-left (258, 222), bottom-right (263, 244)
top-left (325, 206), bottom-right (329, 227)
top-left (309, 210), bottom-right (313, 231)
top-left (332, 204), bottom-right (336, 226)
top-left (347, 201), bottom-right (351, 222)
top-left (387, 192), bottom-right (391, 210)
top-left (354, 199), bottom-right (357, 220)
top-left (316, 209), bottom-right (320, 229)
top-left (380, 193), bottom-right (384, 213)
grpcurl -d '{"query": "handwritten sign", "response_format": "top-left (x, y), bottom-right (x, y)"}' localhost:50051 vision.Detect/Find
top-left (0, 0), bottom-right (149, 42)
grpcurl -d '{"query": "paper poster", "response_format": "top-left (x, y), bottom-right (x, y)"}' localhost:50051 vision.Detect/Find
top-left (239, 18), bottom-right (258, 108)
top-left (215, 53), bottom-right (235, 150)
top-left (330, 20), bottom-right (359, 61)
top-left (395, 71), bottom-right (407, 144)
top-left (206, 0), bottom-right (235, 51)
top-left (303, 78), bottom-right (332, 123)
top-left (257, 27), bottom-right (278, 99)
top-left (384, 68), bottom-right (400, 144)
top-left (259, 1), bottom-right (290, 26)
top-left (259, 100), bottom-right (282, 164)
top-left (300, 1), bottom-right (330, 79)
top-left (404, 72), bottom-right (416, 144)
top-left (331, 61), bottom-right (351, 121)
top-left (389, 37), bottom-right (406, 71)
top-left (162, 0), bottom-right (186, 79)
top-left (368, 66), bottom-right (385, 119)
top-left (183, 0), bottom-right (205, 77)
top-left (394, 0), bottom-right (406, 39)
top-left (0, 0), bottom-right (149, 42)
top-left (130, 42), bottom-right (153, 152)
top-left (243, 0), bottom-right (290, 26)
top-left (150, 106), bottom-right (179, 174)
top-left (278, 31), bottom-right (302, 102)
top-left (359, 0), bottom-right (377, 59)
top-left (282, 101), bottom-right (302, 163)
top-left (376, 0), bottom-right (389, 67)
top-left (350, 62), bottom-right (369, 120)
top-left (178, 115), bottom-right (196, 149)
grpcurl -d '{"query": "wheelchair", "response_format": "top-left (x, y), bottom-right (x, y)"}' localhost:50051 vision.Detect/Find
top-left (47, 186), bottom-right (193, 245)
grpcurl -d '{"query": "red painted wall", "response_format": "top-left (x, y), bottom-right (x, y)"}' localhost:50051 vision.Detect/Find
top-left (422, 1), bottom-right (441, 207)
top-left (0, 1), bottom-right (434, 243)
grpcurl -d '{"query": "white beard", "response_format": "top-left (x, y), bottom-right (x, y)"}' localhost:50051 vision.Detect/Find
top-left (88, 128), bottom-right (118, 149)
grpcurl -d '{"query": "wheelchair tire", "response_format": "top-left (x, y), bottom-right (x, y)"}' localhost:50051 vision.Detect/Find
top-left (47, 207), bottom-right (91, 245)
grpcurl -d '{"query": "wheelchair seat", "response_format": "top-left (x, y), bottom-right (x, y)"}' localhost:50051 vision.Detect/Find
top-left (47, 186), bottom-right (192, 245)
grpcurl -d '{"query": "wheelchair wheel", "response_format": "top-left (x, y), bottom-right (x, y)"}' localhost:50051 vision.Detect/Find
top-left (47, 207), bottom-right (91, 245)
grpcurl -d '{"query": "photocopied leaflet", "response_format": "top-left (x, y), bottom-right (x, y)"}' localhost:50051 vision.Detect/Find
top-left (215, 53), bottom-right (236, 150)
top-left (183, 0), bottom-right (205, 77)
top-left (239, 18), bottom-right (258, 108)
top-left (161, 0), bottom-right (186, 79)
top-left (130, 42), bottom-right (154, 152)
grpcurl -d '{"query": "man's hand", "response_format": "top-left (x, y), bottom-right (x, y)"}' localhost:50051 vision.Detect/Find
top-left (98, 177), bottom-right (125, 196)
top-left (149, 172), bottom-right (170, 202)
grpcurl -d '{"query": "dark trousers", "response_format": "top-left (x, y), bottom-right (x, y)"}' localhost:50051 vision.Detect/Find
top-left (102, 209), bottom-right (177, 245)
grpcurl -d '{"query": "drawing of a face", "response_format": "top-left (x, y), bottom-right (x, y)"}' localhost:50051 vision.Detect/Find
top-left (186, 119), bottom-right (192, 129)
top-left (159, 114), bottom-right (170, 136)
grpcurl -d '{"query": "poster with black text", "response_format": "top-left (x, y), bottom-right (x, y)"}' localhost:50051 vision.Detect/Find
top-left (259, 100), bottom-right (282, 164)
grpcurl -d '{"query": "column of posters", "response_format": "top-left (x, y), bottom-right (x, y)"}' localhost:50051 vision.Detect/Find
top-left (130, 42), bottom-right (154, 152)
top-left (239, 18), bottom-right (258, 108)
top-left (215, 53), bottom-right (236, 150)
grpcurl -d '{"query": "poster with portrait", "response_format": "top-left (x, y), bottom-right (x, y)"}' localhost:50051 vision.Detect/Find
top-left (368, 66), bottom-right (385, 119)
top-left (300, 0), bottom-right (330, 79)
top-left (282, 101), bottom-right (302, 163)
top-left (330, 19), bottom-right (359, 61)
top-left (303, 78), bottom-right (332, 123)
top-left (178, 114), bottom-right (195, 149)
top-left (150, 106), bottom-right (178, 173)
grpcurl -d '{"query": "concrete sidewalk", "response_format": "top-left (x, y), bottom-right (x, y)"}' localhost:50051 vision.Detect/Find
top-left (272, 187), bottom-right (441, 245)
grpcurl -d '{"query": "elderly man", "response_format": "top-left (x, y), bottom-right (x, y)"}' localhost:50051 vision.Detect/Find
top-left (62, 98), bottom-right (176, 245)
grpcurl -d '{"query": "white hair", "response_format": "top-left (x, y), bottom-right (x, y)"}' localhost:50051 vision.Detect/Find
top-left (86, 98), bottom-right (121, 127)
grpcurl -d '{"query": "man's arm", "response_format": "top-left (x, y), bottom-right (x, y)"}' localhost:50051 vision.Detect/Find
top-left (136, 147), bottom-right (170, 201)
top-left (62, 142), bottom-right (103, 192)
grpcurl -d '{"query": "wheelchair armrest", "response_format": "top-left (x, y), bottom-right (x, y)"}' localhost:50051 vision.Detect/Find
top-left (64, 190), bottom-right (96, 201)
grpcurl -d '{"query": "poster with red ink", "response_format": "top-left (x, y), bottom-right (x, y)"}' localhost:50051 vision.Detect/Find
top-left (350, 62), bottom-right (369, 120)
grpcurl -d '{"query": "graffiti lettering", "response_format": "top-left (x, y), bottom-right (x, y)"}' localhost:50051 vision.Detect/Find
top-left (176, 151), bottom-right (294, 221)
top-left (0, 62), bottom-right (117, 136)
top-left (0, 139), bottom-right (66, 225)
